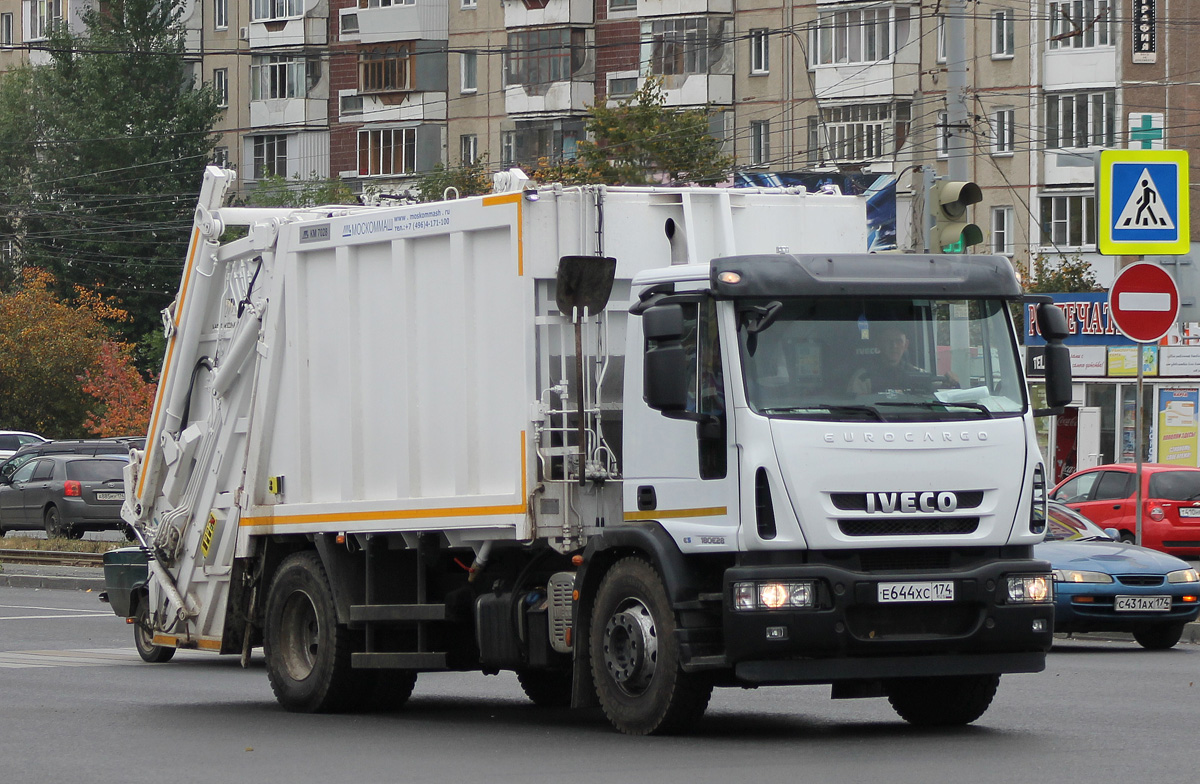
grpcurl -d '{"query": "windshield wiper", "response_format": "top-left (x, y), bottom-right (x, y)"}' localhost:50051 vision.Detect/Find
top-left (874, 401), bottom-right (994, 418)
top-left (762, 404), bottom-right (886, 422)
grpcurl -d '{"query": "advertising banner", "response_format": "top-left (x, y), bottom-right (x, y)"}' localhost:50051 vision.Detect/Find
top-left (1157, 388), bottom-right (1199, 466)
top-left (1107, 345), bottom-right (1159, 376)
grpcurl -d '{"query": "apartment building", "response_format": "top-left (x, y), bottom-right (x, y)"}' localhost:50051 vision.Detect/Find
top-left (0, 0), bottom-right (1195, 281)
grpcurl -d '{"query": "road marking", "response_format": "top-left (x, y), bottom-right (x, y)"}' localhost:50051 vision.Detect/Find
top-left (0, 613), bottom-right (113, 620)
top-left (0, 648), bottom-right (145, 668)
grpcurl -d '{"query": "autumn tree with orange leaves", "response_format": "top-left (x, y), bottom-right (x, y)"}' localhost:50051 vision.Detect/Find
top-left (0, 269), bottom-right (155, 437)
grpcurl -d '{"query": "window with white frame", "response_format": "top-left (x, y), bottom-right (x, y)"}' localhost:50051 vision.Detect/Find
top-left (461, 51), bottom-right (477, 93)
top-left (992, 108), bottom-right (1015, 154)
top-left (340, 93), bottom-right (363, 115)
top-left (460, 134), bottom-right (478, 164)
top-left (501, 131), bottom-right (516, 164)
top-left (608, 75), bottom-right (637, 98)
top-left (214, 68), bottom-right (228, 108)
top-left (32, 0), bottom-right (62, 39)
top-left (1048, 0), bottom-right (1111, 49)
top-left (341, 13), bottom-right (360, 34)
top-left (990, 206), bottom-right (1014, 254)
top-left (1045, 90), bottom-right (1114, 149)
top-left (937, 111), bottom-right (950, 158)
top-left (462, 0), bottom-right (477, 8)
top-left (750, 120), bottom-right (769, 165)
top-left (1, 13), bottom-right (13, 46)
top-left (253, 0), bottom-right (304, 21)
top-left (213, 147), bottom-right (230, 168)
top-left (250, 56), bottom-right (311, 100)
top-left (811, 7), bottom-right (896, 65)
top-left (992, 9), bottom-right (1014, 56)
top-left (648, 17), bottom-right (719, 76)
top-left (1040, 193), bottom-right (1096, 248)
top-left (936, 14), bottom-right (945, 62)
top-left (253, 135), bottom-right (288, 179)
top-left (750, 29), bottom-right (769, 74)
top-left (609, 0), bottom-right (636, 10)
top-left (359, 45), bottom-right (414, 93)
top-left (811, 102), bottom-right (910, 163)
top-left (360, 0), bottom-right (415, 6)
top-left (214, 0), bottom-right (228, 29)
top-left (358, 127), bottom-right (416, 176)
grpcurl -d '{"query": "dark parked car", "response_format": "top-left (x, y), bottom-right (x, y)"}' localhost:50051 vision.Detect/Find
top-left (1037, 501), bottom-right (1200, 649)
top-left (0, 454), bottom-right (130, 539)
top-left (0, 437), bottom-right (144, 483)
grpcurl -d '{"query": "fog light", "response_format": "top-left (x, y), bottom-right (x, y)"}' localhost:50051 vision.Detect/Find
top-left (733, 580), bottom-right (816, 610)
top-left (1007, 574), bottom-right (1052, 603)
top-left (734, 582), bottom-right (757, 611)
top-left (760, 583), bottom-right (789, 609)
top-left (766, 626), bottom-right (788, 640)
top-left (1032, 618), bottom-right (1047, 633)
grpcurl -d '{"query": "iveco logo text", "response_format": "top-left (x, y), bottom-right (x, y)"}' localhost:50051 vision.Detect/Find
top-left (824, 431), bottom-right (989, 443)
top-left (866, 492), bottom-right (959, 514)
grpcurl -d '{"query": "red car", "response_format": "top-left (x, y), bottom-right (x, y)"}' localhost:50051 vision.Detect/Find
top-left (1050, 463), bottom-right (1200, 558)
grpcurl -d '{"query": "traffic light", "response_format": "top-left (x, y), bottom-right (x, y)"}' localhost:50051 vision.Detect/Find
top-left (930, 180), bottom-right (983, 252)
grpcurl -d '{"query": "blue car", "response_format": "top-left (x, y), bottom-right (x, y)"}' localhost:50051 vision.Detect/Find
top-left (1037, 502), bottom-right (1200, 649)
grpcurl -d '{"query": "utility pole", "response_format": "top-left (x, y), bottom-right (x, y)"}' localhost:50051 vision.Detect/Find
top-left (945, 0), bottom-right (971, 182)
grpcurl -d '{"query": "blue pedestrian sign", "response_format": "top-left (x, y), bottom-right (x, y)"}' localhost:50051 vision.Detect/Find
top-left (1097, 149), bottom-right (1189, 255)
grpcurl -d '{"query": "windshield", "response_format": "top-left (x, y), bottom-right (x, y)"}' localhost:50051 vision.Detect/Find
top-left (738, 297), bottom-right (1024, 422)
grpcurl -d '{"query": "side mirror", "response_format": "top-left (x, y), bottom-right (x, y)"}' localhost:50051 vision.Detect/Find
top-left (1104, 527), bottom-right (1121, 541)
top-left (642, 304), bottom-right (688, 412)
top-left (1034, 304), bottom-right (1073, 416)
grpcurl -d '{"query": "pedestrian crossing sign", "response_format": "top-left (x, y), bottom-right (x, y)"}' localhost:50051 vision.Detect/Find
top-left (1097, 149), bottom-right (1189, 255)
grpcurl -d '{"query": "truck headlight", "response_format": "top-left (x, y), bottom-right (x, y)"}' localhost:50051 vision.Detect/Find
top-left (1053, 569), bottom-right (1114, 584)
top-left (733, 581), bottom-right (815, 611)
top-left (1007, 574), bottom-right (1053, 603)
top-left (1167, 568), bottom-right (1200, 584)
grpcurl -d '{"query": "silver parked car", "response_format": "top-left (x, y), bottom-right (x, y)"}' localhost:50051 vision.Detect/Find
top-left (0, 454), bottom-right (128, 539)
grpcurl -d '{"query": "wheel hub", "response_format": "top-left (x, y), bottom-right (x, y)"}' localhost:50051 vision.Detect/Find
top-left (278, 589), bottom-right (320, 681)
top-left (602, 598), bottom-right (658, 695)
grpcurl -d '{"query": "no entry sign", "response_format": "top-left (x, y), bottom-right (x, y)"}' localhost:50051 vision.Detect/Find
top-left (1107, 262), bottom-right (1180, 343)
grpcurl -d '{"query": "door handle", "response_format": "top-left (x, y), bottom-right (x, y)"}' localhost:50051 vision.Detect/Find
top-left (637, 485), bottom-right (657, 511)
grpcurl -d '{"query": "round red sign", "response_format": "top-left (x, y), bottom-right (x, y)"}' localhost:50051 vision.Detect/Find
top-left (1107, 262), bottom-right (1180, 343)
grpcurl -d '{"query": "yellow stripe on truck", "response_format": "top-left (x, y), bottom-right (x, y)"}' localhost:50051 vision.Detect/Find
top-left (624, 507), bottom-right (728, 522)
top-left (481, 192), bottom-right (524, 276)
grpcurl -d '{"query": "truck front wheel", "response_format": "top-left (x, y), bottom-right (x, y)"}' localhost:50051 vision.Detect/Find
top-left (589, 557), bottom-right (712, 735)
top-left (886, 674), bottom-right (1000, 726)
top-left (264, 552), bottom-right (358, 713)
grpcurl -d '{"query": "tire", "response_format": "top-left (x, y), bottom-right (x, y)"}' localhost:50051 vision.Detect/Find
top-left (886, 674), bottom-right (1000, 726)
top-left (1118, 531), bottom-right (1136, 544)
top-left (356, 670), bottom-right (419, 712)
top-left (44, 506), bottom-right (72, 539)
top-left (589, 557), bottom-right (712, 735)
top-left (133, 601), bottom-right (175, 663)
top-left (516, 669), bottom-right (573, 708)
top-left (1133, 622), bottom-right (1185, 650)
top-left (263, 551), bottom-right (360, 713)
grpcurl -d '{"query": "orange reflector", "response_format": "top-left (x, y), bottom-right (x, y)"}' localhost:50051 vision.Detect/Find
top-left (564, 627), bottom-right (572, 647)
top-left (125, 617), bottom-right (134, 624)
top-left (336, 534), bottom-right (345, 544)
top-left (572, 590), bottom-right (580, 601)
top-left (1183, 595), bottom-right (1198, 603)
top-left (1072, 596), bottom-right (1096, 603)
top-left (571, 554), bottom-right (584, 566)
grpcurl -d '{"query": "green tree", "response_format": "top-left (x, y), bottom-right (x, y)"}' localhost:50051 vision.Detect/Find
top-left (248, 173), bottom-right (358, 208)
top-left (0, 0), bottom-right (222, 364)
top-left (1023, 254), bottom-right (1102, 293)
top-left (413, 156), bottom-right (493, 203)
top-left (566, 78), bottom-right (733, 186)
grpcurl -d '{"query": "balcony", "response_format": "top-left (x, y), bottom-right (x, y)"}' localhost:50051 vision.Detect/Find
top-left (1043, 47), bottom-right (1116, 90)
top-left (813, 61), bottom-right (918, 101)
top-left (657, 73), bottom-right (732, 106)
top-left (354, 0), bottom-right (448, 43)
top-left (358, 91), bottom-right (449, 123)
top-left (637, 0), bottom-right (731, 19)
top-left (250, 98), bottom-right (328, 128)
top-left (504, 0), bottom-right (592, 29)
top-left (505, 81), bottom-right (594, 115)
top-left (248, 15), bottom-right (327, 48)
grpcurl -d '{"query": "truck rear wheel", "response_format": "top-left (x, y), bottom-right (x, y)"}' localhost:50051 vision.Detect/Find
top-left (516, 669), bottom-right (573, 708)
top-left (264, 552), bottom-right (359, 713)
top-left (589, 557), bottom-right (712, 735)
top-left (886, 674), bottom-right (1000, 726)
top-left (133, 601), bottom-right (175, 663)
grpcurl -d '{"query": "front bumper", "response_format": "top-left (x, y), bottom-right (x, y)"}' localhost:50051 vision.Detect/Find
top-left (1053, 583), bottom-right (1200, 633)
top-left (721, 558), bottom-right (1054, 683)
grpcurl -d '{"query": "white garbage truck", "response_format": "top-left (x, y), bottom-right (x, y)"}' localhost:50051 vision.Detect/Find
top-left (103, 166), bottom-right (1073, 735)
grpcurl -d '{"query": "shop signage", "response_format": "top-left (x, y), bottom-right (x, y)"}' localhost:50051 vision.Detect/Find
top-left (1157, 388), bottom-right (1198, 465)
top-left (1132, 0), bottom-right (1156, 64)
top-left (1025, 293), bottom-right (1132, 346)
top-left (1107, 345), bottom-right (1159, 376)
top-left (1161, 346), bottom-right (1200, 376)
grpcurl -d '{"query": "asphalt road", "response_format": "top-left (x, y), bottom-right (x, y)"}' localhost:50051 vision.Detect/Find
top-left (1, 585), bottom-right (1195, 784)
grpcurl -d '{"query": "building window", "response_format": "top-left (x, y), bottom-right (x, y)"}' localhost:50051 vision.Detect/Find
top-left (462, 0), bottom-right (477, 8)
top-left (501, 131), bottom-right (516, 164)
top-left (1049, 0), bottom-right (1112, 49)
top-left (32, 0), bottom-right (62, 39)
top-left (991, 206), bottom-right (1014, 255)
top-left (608, 75), bottom-right (637, 98)
top-left (750, 29), bottom-right (769, 74)
top-left (358, 128), bottom-right (416, 176)
top-left (214, 0), bottom-right (228, 29)
top-left (506, 29), bottom-right (582, 86)
top-left (1, 13), bottom-right (13, 46)
top-left (461, 51), bottom-right (477, 93)
top-left (648, 17), bottom-right (718, 76)
top-left (253, 135), bottom-right (288, 179)
top-left (811, 101), bottom-right (910, 163)
top-left (251, 56), bottom-right (312, 100)
top-left (341, 13), bottom-right (359, 35)
top-left (811, 7), bottom-right (895, 66)
top-left (340, 93), bottom-right (363, 115)
top-left (992, 108), bottom-right (1015, 155)
top-left (252, 0), bottom-right (304, 22)
top-left (1040, 194), bottom-right (1096, 248)
top-left (214, 68), bottom-right (228, 108)
top-left (750, 120), bottom-right (769, 165)
top-left (1045, 90), bottom-right (1115, 149)
top-left (213, 146), bottom-right (230, 168)
top-left (460, 134), bottom-right (478, 164)
top-left (359, 45), bottom-right (414, 93)
top-left (992, 9), bottom-right (1014, 56)
top-left (936, 14), bottom-right (945, 62)
top-left (610, 0), bottom-right (636, 9)
top-left (359, 0), bottom-right (416, 7)
top-left (937, 111), bottom-right (950, 158)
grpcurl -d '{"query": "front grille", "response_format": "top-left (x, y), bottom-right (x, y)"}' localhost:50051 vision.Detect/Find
top-left (846, 603), bottom-right (980, 640)
top-left (1116, 574), bottom-right (1164, 587)
top-left (858, 549), bottom-right (955, 572)
top-left (839, 518), bottom-right (979, 536)
top-left (831, 491), bottom-right (985, 511)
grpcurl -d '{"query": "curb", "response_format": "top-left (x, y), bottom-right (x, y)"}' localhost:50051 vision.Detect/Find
top-left (0, 572), bottom-right (105, 591)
